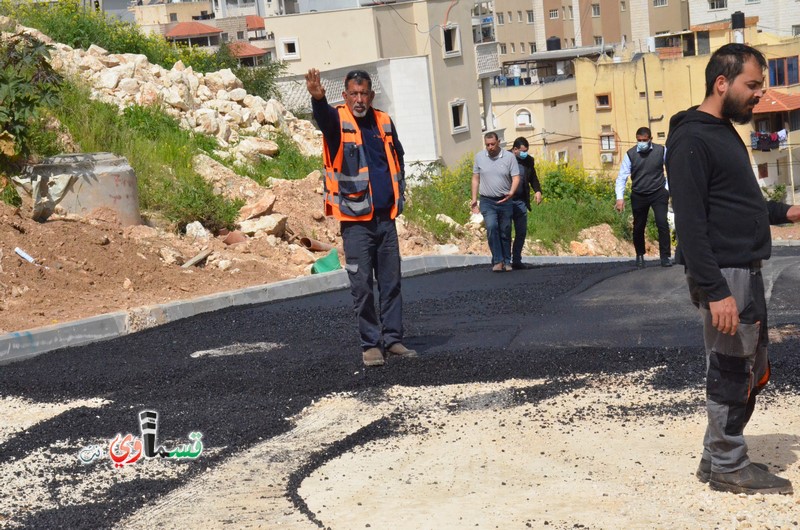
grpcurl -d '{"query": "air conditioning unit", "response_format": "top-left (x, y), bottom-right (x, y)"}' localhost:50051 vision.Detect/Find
top-left (600, 153), bottom-right (614, 164)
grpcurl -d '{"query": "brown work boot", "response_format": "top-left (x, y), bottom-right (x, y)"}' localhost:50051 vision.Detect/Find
top-left (362, 347), bottom-right (385, 367)
top-left (708, 463), bottom-right (793, 494)
top-left (386, 343), bottom-right (417, 358)
top-left (696, 459), bottom-right (767, 483)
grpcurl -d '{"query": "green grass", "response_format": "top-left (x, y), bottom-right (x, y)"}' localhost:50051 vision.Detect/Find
top-left (406, 157), bottom-right (639, 250)
top-left (52, 82), bottom-right (242, 232)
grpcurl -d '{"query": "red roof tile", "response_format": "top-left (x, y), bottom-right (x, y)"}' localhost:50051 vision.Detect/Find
top-left (246, 15), bottom-right (265, 30)
top-left (753, 90), bottom-right (800, 114)
top-left (165, 21), bottom-right (222, 39)
top-left (229, 42), bottom-right (267, 58)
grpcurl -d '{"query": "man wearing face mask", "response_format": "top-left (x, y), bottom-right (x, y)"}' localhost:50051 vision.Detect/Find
top-left (508, 137), bottom-right (542, 269)
top-left (614, 127), bottom-right (671, 268)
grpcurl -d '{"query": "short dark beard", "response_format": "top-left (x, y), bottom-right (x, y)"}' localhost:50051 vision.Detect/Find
top-left (721, 94), bottom-right (755, 125)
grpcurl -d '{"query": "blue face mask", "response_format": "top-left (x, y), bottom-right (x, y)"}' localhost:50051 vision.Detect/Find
top-left (636, 141), bottom-right (651, 152)
top-left (518, 151), bottom-right (528, 159)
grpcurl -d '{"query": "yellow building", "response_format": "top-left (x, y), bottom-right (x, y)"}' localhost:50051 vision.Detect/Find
top-left (575, 28), bottom-right (800, 197)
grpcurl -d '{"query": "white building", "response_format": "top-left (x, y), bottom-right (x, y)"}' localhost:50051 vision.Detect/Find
top-left (687, 0), bottom-right (800, 38)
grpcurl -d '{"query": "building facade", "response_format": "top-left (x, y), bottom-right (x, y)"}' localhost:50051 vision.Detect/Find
top-left (574, 35), bottom-right (800, 201)
top-left (687, 0), bottom-right (800, 39)
top-left (267, 0), bottom-right (497, 168)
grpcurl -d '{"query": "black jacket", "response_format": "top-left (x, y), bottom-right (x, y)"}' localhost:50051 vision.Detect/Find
top-left (665, 107), bottom-right (790, 301)
top-left (510, 152), bottom-right (542, 211)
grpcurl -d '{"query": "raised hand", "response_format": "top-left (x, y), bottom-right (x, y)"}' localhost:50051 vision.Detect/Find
top-left (305, 68), bottom-right (325, 100)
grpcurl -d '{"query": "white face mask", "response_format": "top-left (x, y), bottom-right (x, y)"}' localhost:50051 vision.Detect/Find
top-left (636, 141), bottom-right (651, 152)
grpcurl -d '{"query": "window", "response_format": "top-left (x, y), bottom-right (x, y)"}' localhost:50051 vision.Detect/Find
top-left (497, 12), bottom-right (504, 24)
top-left (793, 25), bottom-right (800, 37)
top-left (510, 43), bottom-right (516, 53)
top-left (792, 109), bottom-right (800, 131)
top-left (237, 31), bottom-right (245, 40)
top-left (169, 12), bottom-right (177, 22)
top-left (555, 150), bottom-right (568, 163)
top-left (601, 125), bottom-right (612, 133)
top-left (527, 10), bottom-right (534, 23)
top-left (708, 0), bottom-right (727, 9)
top-left (550, 100), bottom-right (557, 107)
top-left (620, 1), bottom-right (626, 11)
top-left (520, 42), bottom-right (525, 53)
top-left (221, 32), bottom-right (229, 42)
top-left (517, 11), bottom-right (523, 22)
top-left (657, 132), bottom-right (666, 139)
top-left (653, 0), bottom-right (667, 6)
top-left (654, 90), bottom-right (663, 98)
top-left (280, 38), bottom-right (300, 60)
top-left (745, 0), bottom-right (759, 3)
top-left (600, 134), bottom-right (616, 150)
top-left (450, 99), bottom-right (468, 134)
top-left (529, 42), bottom-right (536, 53)
top-left (570, 38), bottom-right (576, 47)
top-left (639, 91), bottom-right (646, 98)
top-left (592, 3), bottom-right (600, 17)
top-left (507, 11), bottom-right (512, 23)
top-left (596, 94), bottom-right (611, 109)
top-left (499, 43), bottom-right (507, 54)
top-left (442, 25), bottom-right (461, 57)
top-left (567, 5), bottom-right (573, 18)
top-left (549, 9), bottom-right (559, 19)
top-left (569, 105), bottom-right (574, 112)
top-left (594, 36), bottom-right (603, 45)
top-left (758, 163), bottom-right (768, 180)
top-left (769, 57), bottom-right (800, 87)
top-left (516, 109), bottom-right (532, 128)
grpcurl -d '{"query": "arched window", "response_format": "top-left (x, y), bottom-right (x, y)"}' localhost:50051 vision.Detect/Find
top-left (515, 109), bottom-right (533, 129)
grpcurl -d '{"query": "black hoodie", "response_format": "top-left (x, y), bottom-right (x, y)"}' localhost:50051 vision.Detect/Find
top-left (665, 106), bottom-right (790, 301)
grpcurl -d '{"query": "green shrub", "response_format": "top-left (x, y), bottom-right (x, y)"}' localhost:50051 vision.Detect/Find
top-left (0, 32), bottom-right (62, 163)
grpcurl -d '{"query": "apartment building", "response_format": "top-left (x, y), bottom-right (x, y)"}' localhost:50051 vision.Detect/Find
top-left (574, 32), bottom-right (800, 200)
top-left (505, 0), bottom-right (690, 57)
top-left (267, 0), bottom-right (499, 168)
top-left (688, 0), bottom-right (800, 38)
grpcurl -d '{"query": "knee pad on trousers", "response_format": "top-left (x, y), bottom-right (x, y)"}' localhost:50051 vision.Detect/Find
top-left (707, 352), bottom-right (750, 436)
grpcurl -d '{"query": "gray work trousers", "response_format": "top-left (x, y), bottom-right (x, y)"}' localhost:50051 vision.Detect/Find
top-left (687, 266), bottom-right (770, 474)
top-left (341, 210), bottom-right (404, 351)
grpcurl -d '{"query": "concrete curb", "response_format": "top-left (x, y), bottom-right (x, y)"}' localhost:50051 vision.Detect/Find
top-left (0, 254), bottom-right (627, 365)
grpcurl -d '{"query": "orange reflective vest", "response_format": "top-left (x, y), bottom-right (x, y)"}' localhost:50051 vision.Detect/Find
top-left (322, 105), bottom-right (404, 221)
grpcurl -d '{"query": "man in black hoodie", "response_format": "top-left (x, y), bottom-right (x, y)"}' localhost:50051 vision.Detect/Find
top-left (666, 43), bottom-right (800, 495)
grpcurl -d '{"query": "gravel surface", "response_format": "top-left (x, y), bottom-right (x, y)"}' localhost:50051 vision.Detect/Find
top-left (1, 251), bottom-right (799, 529)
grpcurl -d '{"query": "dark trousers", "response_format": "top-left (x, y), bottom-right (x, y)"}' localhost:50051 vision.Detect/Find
top-left (688, 267), bottom-right (769, 473)
top-left (341, 211), bottom-right (403, 350)
top-left (511, 199), bottom-right (528, 265)
top-left (630, 187), bottom-right (671, 258)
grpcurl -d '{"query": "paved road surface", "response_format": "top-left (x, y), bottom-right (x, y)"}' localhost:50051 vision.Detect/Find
top-left (1, 249), bottom-right (799, 528)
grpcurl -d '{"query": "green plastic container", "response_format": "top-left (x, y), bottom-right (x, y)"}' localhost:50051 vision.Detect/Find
top-left (311, 248), bottom-right (342, 274)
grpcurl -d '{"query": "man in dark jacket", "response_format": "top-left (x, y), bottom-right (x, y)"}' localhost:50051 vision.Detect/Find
top-left (509, 137), bottom-right (542, 269)
top-left (615, 127), bottom-right (671, 268)
top-left (666, 43), bottom-right (800, 495)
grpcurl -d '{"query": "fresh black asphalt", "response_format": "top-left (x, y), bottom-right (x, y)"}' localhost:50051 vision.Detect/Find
top-left (2, 247), bottom-right (799, 529)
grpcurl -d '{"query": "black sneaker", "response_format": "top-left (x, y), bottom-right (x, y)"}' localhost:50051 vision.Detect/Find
top-left (635, 255), bottom-right (645, 269)
top-left (511, 262), bottom-right (534, 270)
top-left (696, 459), bottom-right (768, 484)
top-left (661, 257), bottom-right (673, 267)
top-left (708, 463), bottom-right (793, 494)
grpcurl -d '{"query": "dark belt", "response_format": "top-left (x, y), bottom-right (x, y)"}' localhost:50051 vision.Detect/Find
top-left (732, 260), bottom-right (762, 270)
